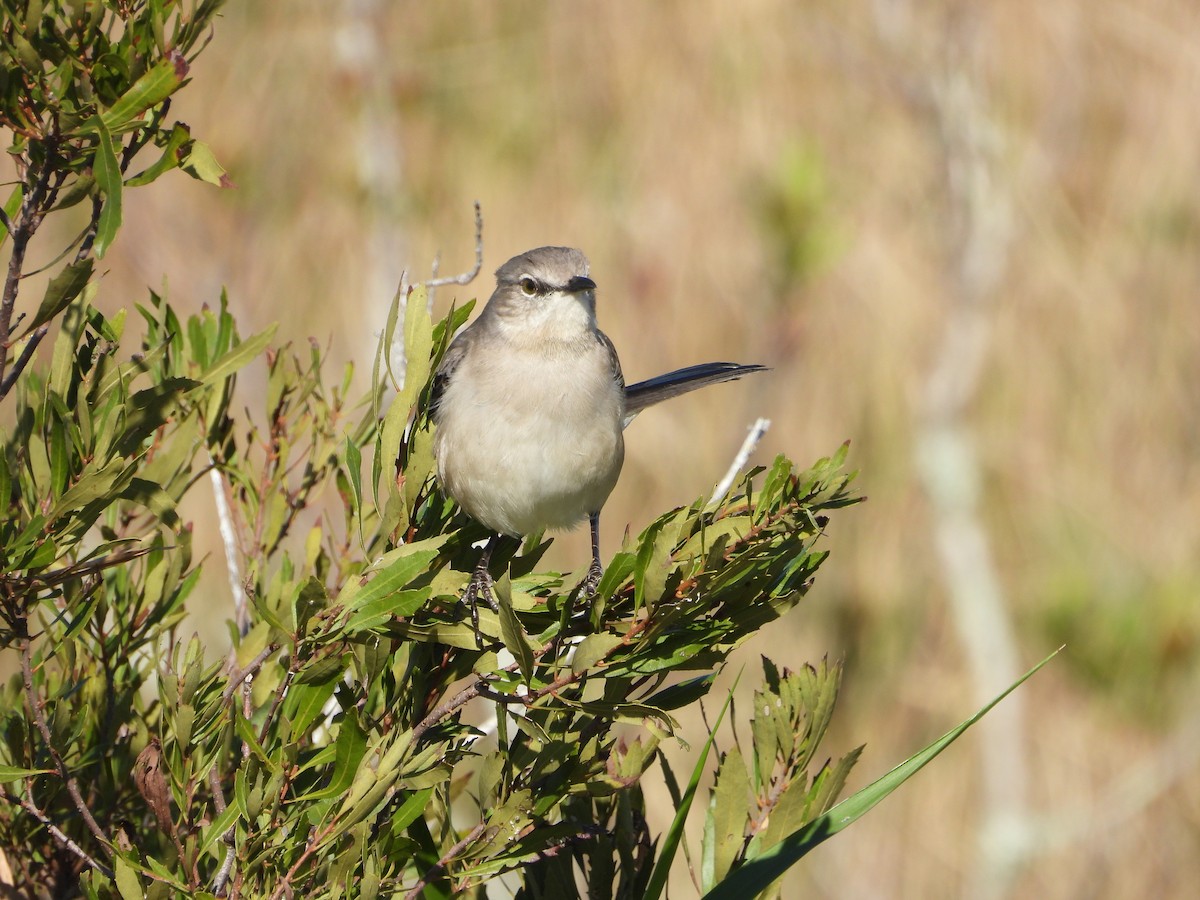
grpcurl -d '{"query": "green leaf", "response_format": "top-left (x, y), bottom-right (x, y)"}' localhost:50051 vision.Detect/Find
top-left (702, 650), bottom-right (1060, 900)
top-left (344, 588), bottom-right (429, 634)
top-left (703, 745), bottom-right (750, 891)
top-left (345, 436), bottom-right (365, 549)
top-left (115, 377), bottom-right (201, 456)
top-left (46, 458), bottom-right (131, 520)
top-left (645, 669), bottom-right (742, 900)
top-left (391, 788), bottom-right (434, 832)
top-left (285, 678), bottom-right (340, 737)
top-left (0, 184), bottom-right (23, 250)
top-left (0, 765), bottom-right (55, 782)
top-left (571, 632), bottom-right (623, 674)
top-left (26, 259), bottom-right (95, 336)
top-left (93, 119), bottom-right (123, 259)
top-left (50, 174), bottom-right (96, 211)
top-left (197, 324), bottom-right (278, 389)
top-left (648, 673), bottom-right (716, 711)
top-left (100, 54), bottom-right (188, 133)
top-left (113, 855), bottom-right (143, 900)
top-left (125, 123), bottom-right (192, 187)
top-left (337, 540), bottom-right (442, 621)
top-left (198, 795), bottom-right (243, 857)
top-left (496, 574), bottom-right (535, 681)
top-left (49, 282), bottom-right (95, 398)
top-left (294, 711), bottom-right (369, 802)
top-left (181, 140), bottom-right (232, 187)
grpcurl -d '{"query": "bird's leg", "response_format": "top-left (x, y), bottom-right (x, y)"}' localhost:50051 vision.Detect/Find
top-left (464, 534), bottom-right (500, 646)
top-left (582, 512), bottom-right (604, 597)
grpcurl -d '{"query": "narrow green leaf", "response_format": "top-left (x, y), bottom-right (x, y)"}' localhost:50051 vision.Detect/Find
top-left (496, 575), bottom-right (534, 681)
top-left (645, 669), bottom-right (742, 900)
top-left (0, 184), bottom-right (22, 249)
top-left (293, 711), bottom-right (369, 802)
top-left (337, 541), bottom-right (442, 618)
top-left (49, 174), bottom-right (95, 212)
top-left (125, 123), bottom-right (192, 187)
top-left (100, 54), bottom-right (187, 132)
top-left (345, 436), bottom-right (364, 549)
top-left (344, 588), bottom-right (429, 634)
top-left (0, 765), bottom-right (55, 782)
top-left (48, 283), bottom-right (95, 398)
top-left (46, 458), bottom-right (131, 520)
top-left (390, 788), bottom-right (434, 832)
top-left (649, 673), bottom-right (717, 711)
top-left (198, 795), bottom-right (243, 856)
top-left (93, 119), bottom-right (122, 258)
top-left (702, 650), bottom-right (1060, 900)
top-left (571, 632), bottom-right (623, 674)
top-left (198, 325), bottom-right (277, 389)
top-left (28, 262), bottom-right (93, 340)
top-left (284, 678), bottom-right (340, 737)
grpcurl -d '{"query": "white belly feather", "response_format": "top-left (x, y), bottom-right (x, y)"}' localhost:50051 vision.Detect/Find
top-left (434, 338), bottom-right (625, 537)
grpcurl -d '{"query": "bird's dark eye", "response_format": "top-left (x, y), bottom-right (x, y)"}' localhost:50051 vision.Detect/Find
top-left (519, 276), bottom-right (538, 296)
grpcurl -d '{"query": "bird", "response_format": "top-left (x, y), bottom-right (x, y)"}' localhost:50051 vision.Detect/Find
top-left (430, 246), bottom-right (765, 627)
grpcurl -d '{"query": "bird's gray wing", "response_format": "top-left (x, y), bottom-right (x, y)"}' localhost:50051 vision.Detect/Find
top-left (596, 329), bottom-right (625, 393)
top-left (429, 331), bottom-right (472, 423)
top-left (623, 362), bottom-right (767, 426)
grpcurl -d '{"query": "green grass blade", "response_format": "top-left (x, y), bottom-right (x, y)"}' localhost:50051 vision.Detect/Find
top-left (645, 667), bottom-right (742, 900)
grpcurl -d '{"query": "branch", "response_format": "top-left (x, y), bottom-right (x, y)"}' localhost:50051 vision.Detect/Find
top-left (422, 201), bottom-right (484, 289)
top-left (410, 613), bottom-right (653, 746)
top-left (403, 822), bottom-right (487, 900)
top-left (0, 785), bottom-right (113, 879)
top-left (709, 417), bottom-right (771, 505)
top-left (267, 819), bottom-right (341, 900)
top-left (0, 147), bottom-right (56, 397)
top-left (209, 458), bottom-right (249, 637)
top-left (208, 764), bottom-right (237, 896)
top-left (0, 324), bottom-right (48, 395)
top-left (19, 630), bottom-right (110, 852)
top-left (221, 643), bottom-right (278, 702)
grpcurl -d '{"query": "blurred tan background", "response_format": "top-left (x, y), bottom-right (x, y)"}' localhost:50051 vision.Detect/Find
top-left (28, 0), bottom-right (1200, 896)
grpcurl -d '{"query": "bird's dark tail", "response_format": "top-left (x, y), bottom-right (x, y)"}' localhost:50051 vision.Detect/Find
top-left (623, 362), bottom-right (767, 426)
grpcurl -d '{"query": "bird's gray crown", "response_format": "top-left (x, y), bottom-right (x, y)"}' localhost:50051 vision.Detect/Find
top-left (495, 247), bottom-right (591, 292)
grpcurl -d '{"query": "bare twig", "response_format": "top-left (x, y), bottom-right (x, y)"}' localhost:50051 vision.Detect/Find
top-left (221, 643), bottom-right (278, 702)
top-left (1, 545), bottom-right (155, 590)
top-left (208, 456), bottom-right (249, 637)
top-left (403, 822), bottom-right (487, 900)
top-left (0, 147), bottom-right (56, 397)
top-left (267, 819), bottom-right (341, 900)
top-left (709, 417), bottom-right (771, 505)
top-left (422, 201), bottom-right (484, 290)
top-left (0, 785), bottom-right (113, 879)
top-left (19, 630), bottom-right (110, 851)
top-left (207, 763), bottom-right (237, 896)
top-left (0, 324), bottom-right (48, 395)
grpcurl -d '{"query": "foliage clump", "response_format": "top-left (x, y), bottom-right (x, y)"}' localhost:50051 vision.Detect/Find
top-left (0, 4), bottom-right (1032, 899)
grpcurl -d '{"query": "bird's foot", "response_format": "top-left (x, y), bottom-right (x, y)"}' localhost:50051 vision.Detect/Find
top-left (464, 563), bottom-right (499, 649)
top-left (581, 558), bottom-right (604, 598)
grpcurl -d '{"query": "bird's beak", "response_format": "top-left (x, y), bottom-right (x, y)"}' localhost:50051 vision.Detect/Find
top-left (565, 275), bottom-right (597, 293)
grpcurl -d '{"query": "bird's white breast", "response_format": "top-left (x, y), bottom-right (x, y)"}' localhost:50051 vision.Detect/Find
top-left (434, 333), bottom-right (625, 537)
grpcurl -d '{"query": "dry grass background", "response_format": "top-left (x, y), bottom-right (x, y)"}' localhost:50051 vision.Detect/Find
top-left (11, 0), bottom-right (1200, 896)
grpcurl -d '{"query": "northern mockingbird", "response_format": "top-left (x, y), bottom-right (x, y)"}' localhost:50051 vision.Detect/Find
top-left (431, 246), bottom-right (764, 621)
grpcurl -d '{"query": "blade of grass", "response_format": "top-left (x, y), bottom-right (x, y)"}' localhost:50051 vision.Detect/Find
top-left (645, 667), bottom-right (743, 900)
